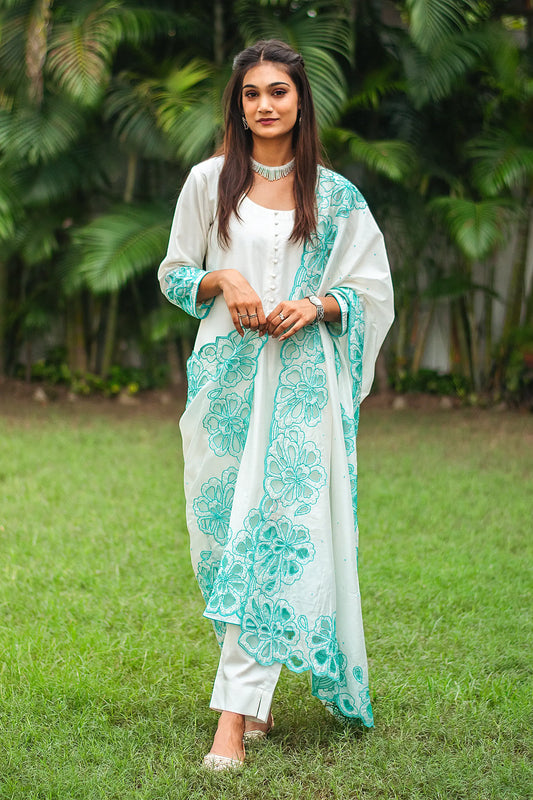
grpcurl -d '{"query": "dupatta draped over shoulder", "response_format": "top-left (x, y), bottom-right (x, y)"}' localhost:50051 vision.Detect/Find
top-left (158, 157), bottom-right (394, 725)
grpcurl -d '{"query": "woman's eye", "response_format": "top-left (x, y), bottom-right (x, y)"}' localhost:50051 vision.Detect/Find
top-left (244, 91), bottom-right (257, 98)
top-left (273, 90), bottom-right (286, 97)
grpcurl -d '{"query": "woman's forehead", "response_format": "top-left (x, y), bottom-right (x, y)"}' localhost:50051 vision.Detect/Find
top-left (241, 61), bottom-right (294, 89)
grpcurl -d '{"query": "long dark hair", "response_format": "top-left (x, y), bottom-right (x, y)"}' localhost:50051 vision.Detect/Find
top-left (216, 39), bottom-right (322, 247)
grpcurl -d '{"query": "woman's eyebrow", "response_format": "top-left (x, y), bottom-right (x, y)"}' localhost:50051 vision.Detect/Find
top-left (242, 81), bottom-right (290, 89)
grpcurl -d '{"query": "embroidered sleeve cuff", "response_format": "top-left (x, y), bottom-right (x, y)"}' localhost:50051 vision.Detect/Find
top-left (325, 290), bottom-right (349, 337)
top-left (164, 267), bottom-right (214, 319)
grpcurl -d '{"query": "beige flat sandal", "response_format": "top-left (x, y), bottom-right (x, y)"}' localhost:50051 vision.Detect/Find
top-left (202, 752), bottom-right (244, 771)
top-left (243, 715), bottom-right (274, 742)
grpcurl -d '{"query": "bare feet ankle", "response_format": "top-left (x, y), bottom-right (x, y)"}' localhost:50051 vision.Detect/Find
top-left (210, 712), bottom-right (245, 761)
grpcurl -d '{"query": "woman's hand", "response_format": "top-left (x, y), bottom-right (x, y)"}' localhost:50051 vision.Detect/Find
top-left (266, 299), bottom-right (317, 341)
top-left (218, 270), bottom-right (267, 336)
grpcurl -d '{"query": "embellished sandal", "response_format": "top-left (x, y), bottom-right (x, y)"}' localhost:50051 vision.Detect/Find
top-left (243, 714), bottom-right (274, 742)
top-left (202, 752), bottom-right (245, 771)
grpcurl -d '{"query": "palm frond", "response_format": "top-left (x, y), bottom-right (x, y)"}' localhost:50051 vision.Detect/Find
top-left (467, 131), bottom-right (533, 196)
top-left (0, 95), bottom-right (87, 163)
top-left (13, 212), bottom-right (61, 265)
top-left (343, 68), bottom-right (406, 112)
top-left (46, 4), bottom-right (117, 107)
top-left (405, 0), bottom-right (483, 53)
top-left (20, 146), bottom-right (107, 206)
top-left (106, 5), bottom-right (182, 47)
top-left (430, 196), bottom-right (518, 260)
top-left (0, 8), bottom-right (28, 93)
top-left (0, 169), bottom-right (21, 241)
top-left (105, 73), bottom-right (171, 159)
top-left (325, 129), bottom-right (418, 183)
top-left (71, 204), bottom-right (172, 293)
top-left (154, 62), bottom-right (223, 165)
top-left (299, 45), bottom-right (347, 128)
top-left (400, 28), bottom-right (485, 106)
top-left (164, 100), bottom-right (223, 166)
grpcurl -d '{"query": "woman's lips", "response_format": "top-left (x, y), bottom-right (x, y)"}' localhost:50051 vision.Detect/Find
top-left (258, 119), bottom-right (278, 125)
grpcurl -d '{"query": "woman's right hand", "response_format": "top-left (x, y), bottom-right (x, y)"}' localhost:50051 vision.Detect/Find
top-left (198, 269), bottom-right (267, 337)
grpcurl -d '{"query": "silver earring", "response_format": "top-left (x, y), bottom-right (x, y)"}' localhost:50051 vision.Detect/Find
top-left (242, 116), bottom-right (249, 130)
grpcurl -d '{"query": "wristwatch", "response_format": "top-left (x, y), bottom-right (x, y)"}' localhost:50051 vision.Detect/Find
top-left (306, 295), bottom-right (325, 323)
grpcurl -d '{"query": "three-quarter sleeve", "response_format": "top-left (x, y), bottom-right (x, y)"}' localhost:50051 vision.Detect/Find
top-left (325, 289), bottom-right (349, 337)
top-left (158, 165), bottom-right (215, 319)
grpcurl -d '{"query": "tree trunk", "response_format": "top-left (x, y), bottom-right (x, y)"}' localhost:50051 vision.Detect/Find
top-left (167, 337), bottom-right (183, 386)
top-left (501, 212), bottom-right (529, 343)
top-left (522, 206), bottom-right (533, 327)
top-left (26, 0), bottom-right (52, 106)
top-left (66, 294), bottom-right (87, 373)
top-left (213, 0), bottom-right (224, 67)
top-left (100, 291), bottom-right (119, 379)
top-left (411, 302), bottom-right (435, 374)
top-left (482, 260), bottom-right (495, 385)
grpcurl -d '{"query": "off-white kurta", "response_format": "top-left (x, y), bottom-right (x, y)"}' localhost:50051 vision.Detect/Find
top-left (159, 155), bottom-right (394, 725)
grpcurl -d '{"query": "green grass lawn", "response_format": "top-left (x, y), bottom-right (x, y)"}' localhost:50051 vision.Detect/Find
top-left (0, 399), bottom-right (532, 800)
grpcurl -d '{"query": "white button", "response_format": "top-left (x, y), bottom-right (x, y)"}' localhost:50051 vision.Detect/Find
top-left (273, 259), bottom-right (278, 264)
top-left (274, 221), bottom-right (279, 226)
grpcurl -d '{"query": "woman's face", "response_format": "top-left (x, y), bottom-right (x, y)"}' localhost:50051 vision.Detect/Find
top-left (241, 61), bottom-right (299, 144)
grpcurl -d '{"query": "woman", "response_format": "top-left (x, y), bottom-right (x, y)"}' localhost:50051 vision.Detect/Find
top-left (158, 39), bottom-right (394, 770)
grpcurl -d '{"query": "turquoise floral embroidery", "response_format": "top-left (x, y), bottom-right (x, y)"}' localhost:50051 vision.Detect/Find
top-left (317, 173), bottom-right (367, 217)
top-left (341, 406), bottom-right (356, 456)
top-left (186, 330), bottom-right (264, 405)
top-left (312, 669), bottom-right (374, 725)
top-left (254, 515), bottom-right (315, 594)
top-left (193, 467), bottom-right (238, 545)
top-left (281, 325), bottom-right (325, 365)
top-left (292, 216), bottom-right (338, 299)
top-left (231, 507), bottom-right (262, 575)
top-left (196, 551), bottom-right (221, 603)
top-left (203, 392), bottom-right (251, 457)
top-left (276, 364), bottom-right (328, 427)
top-left (306, 615), bottom-right (347, 682)
top-left (334, 347), bottom-right (342, 376)
top-left (348, 462), bottom-right (358, 516)
top-left (186, 352), bottom-right (214, 404)
top-left (358, 687), bottom-right (374, 726)
top-left (264, 428), bottom-right (326, 514)
top-left (239, 596), bottom-right (300, 664)
top-left (216, 331), bottom-right (262, 387)
top-left (205, 554), bottom-right (248, 617)
top-left (164, 267), bottom-right (214, 319)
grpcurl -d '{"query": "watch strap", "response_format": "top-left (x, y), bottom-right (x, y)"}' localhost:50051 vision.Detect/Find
top-left (307, 295), bottom-right (325, 323)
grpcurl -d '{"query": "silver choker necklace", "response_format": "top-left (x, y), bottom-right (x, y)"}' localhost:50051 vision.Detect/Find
top-left (251, 157), bottom-right (295, 181)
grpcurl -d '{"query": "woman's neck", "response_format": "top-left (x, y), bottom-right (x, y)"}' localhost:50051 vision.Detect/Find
top-left (251, 138), bottom-right (294, 167)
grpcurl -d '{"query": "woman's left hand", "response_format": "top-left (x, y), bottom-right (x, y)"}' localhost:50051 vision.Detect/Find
top-left (266, 299), bottom-right (317, 341)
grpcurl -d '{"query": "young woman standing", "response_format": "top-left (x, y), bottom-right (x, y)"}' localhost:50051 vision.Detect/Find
top-left (158, 39), bottom-right (394, 770)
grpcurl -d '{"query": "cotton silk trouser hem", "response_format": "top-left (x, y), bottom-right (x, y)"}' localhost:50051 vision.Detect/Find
top-left (209, 623), bottom-right (282, 723)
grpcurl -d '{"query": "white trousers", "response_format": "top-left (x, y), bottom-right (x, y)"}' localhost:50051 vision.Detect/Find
top-left (210, 623), bottom-right (282, 723)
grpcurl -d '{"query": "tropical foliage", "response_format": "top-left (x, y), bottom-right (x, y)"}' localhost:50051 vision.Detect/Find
top-left (0, 0), bottom-right (532, 403)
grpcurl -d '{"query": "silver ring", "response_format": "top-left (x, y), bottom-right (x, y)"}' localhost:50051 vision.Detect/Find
top-left (248, 313), bottom-right (258, 319)
top-left (279, 312), bottom-right (286, 321)
top-left (238, 313), bottom-right (248, 320)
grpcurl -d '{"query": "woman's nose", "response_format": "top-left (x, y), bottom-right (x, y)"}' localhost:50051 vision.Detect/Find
top-left (258, 96), bottom-right (273, 113)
